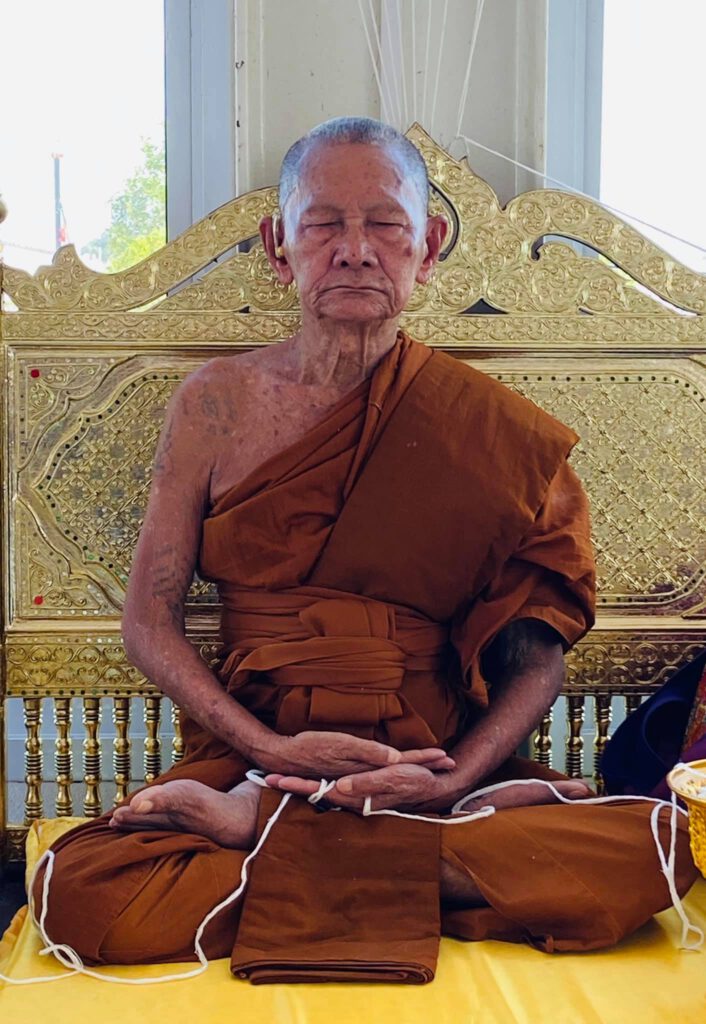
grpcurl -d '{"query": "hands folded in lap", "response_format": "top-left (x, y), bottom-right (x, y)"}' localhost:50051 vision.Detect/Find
top-left (259, 730), bottom-right (458, 813)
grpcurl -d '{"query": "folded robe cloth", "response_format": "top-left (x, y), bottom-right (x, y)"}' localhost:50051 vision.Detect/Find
top-left (231, 790), bottom-right (441, 983)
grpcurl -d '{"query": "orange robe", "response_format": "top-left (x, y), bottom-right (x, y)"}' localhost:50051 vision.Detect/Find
top-left (34, 334), bottom-right (697, 982)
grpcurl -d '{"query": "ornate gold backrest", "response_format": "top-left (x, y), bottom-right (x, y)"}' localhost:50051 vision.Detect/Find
top-left (1, 125), bottom-right (705, 861)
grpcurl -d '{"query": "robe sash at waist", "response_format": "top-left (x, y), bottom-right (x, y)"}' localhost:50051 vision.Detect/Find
top-left (214, 588), bottom-right (453, 747)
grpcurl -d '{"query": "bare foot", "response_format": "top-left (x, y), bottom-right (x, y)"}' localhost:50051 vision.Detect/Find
top-left (109, 779), bottom-right (261, 849)
top-left (453, 778), bottom-right (592, 815)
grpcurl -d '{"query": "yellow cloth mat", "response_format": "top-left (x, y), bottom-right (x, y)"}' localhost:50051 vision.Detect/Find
top-left (2, 818), bottom-right (706, 1024)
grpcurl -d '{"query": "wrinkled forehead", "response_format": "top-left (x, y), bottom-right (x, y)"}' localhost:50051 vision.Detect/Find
top-left (283, 141), bottom-right (425, 224)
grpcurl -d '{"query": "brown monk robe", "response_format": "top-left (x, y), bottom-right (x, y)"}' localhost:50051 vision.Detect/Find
top-left (33, 333), bottom-right (697, 981)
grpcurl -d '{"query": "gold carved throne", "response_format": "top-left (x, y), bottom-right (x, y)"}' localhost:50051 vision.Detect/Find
top-left (1, 125), bottom-right (705, 864)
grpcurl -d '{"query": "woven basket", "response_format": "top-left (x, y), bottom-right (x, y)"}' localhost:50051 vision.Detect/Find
top-left (667, 759), bottom-right (706, 878)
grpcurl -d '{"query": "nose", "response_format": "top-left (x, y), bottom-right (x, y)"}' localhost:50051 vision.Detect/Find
top-left (332, 223), bottom-right (378, 269)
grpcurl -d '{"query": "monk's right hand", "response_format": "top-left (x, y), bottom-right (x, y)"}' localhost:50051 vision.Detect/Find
top-left (258, 730), bottom-right (455, 779)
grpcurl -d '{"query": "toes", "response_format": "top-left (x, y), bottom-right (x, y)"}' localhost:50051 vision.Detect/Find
top-left (128, 784), bottom-right (166, 815)
top-left (110, 809), bottom-right (175, 832)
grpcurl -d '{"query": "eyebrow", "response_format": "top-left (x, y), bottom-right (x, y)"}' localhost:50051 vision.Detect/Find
top-left (300, 202), bottom-right (407, 218)
top-left (300, 204), bottom-right (343, 218)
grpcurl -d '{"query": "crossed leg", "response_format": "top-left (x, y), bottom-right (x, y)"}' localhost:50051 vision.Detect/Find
top-left (108, 776), bottom-right (592, 906)
top-left (33, 768), bottom-right (697, 964)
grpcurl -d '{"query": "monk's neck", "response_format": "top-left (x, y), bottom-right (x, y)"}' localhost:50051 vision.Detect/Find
top-left (289, 317), bottom-right (400, 389)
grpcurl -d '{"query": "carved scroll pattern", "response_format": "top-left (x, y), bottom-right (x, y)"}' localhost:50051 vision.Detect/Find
top-left (6, 126), bottom-right (706, 316)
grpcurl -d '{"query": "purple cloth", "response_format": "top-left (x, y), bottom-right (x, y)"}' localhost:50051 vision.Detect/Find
top-left (601, 649), bottom-right (706, 797)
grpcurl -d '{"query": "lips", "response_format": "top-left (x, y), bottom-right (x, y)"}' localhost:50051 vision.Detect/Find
top-left (323, 285), bottom-right (384, 293)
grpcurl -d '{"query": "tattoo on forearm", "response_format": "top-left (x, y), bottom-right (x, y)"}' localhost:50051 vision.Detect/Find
top-left (152, 407), bottom-right (177, 476)
top-left (149, 541), bottom-right (194, 630)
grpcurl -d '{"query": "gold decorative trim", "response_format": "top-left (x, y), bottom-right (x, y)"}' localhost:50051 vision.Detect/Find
top-left (5, 125), bottom-right (706, 317)
top-left (2, 630), bottom-right (704, 698)
top-left (5, 312), bottom-right (706, 349)
top-left (2, 187), bottom-right (279, 312)
top-left (566, 632), bottom-right (706, 694)
top-left (4, 634), bottom-right (221, 697)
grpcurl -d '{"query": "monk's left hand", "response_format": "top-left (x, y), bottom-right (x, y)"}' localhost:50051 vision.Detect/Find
top-left (264, 763), bottom-right (457, 813)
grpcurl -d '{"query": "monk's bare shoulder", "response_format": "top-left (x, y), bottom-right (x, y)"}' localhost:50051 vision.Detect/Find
top-left (163, 344), bottom-right (305, 503)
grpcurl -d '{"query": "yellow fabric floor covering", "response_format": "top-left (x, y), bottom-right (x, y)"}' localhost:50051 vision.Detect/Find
top-left (2, 819), bottom-right (706, 1024)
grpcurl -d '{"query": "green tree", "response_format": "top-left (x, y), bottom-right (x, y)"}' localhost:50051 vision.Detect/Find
top-left (84, 138), bottom-right (165, 271)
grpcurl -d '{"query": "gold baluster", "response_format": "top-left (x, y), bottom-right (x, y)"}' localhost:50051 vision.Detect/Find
top-left (625, 694), bottom-right (642, 716)
top-left (533, 708), bottom-right (553, 768)
top-left (113, 697), bottom-right (132, 805)
top-left (54, 697), bottom-right (73, 816)
top-left (23, 697), bottom-right (43, 824)
top-left (565, 695), bottom-right (585, 779)
top-left (171, 702), bottom-right (184, 765)
top-left (593, 694), bottom-right (613, 792)
top-left (144, 695), bottom-right (162, 783)
top-left (82, 697), bottom-right (102, 816)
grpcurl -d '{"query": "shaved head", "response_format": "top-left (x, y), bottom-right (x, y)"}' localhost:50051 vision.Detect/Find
top-left (278, 117), bottom-right (429, 219)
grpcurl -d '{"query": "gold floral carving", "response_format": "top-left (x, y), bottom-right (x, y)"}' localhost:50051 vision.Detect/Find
top-left (4, 632), bottom-right (704, 699)
top-left (11, 354), bottom-right (221, 618)
top-left (5, 125), bottom-right (706, 316)
top-left (565, 633), bottom-right (706, 695)
top-left (2, 188), bottom-right (279, 312)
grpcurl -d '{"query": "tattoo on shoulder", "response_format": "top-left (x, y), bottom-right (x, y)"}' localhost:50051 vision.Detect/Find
top-left (198, 383), bottom-right (238, 437)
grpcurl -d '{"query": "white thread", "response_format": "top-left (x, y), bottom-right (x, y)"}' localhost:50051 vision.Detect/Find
top-left (445, 775), bottom-right (703, 952)
top-left (2, 783), bottom-right (293, 986)
top-left (411, 0), bottom-right (417, 123)
top-left (381, 0), bottom-right (404, 128)
top-left (358, 0), bottom-right (393, 127)
top-left (429, 0), bottom-right (449, 134)
top-left (7, 770), bottom-right (702, 985)
top-left (395, 0), bottom-right (409, 127)
top-left (421, 0), bottom-right (433, 129)
top-left (457, 133), bottom-right (706, 259)
top-left (455, 0), bottom-right (485, 138)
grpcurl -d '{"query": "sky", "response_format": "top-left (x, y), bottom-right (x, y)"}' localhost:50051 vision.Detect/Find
top-left (0, 0), bottom-right (164, 272)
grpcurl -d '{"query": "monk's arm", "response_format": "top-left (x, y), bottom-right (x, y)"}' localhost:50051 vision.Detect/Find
top-left (122, 372), bottom-right (276, 765)
top-left (442, 618), bottom-right (565, 799)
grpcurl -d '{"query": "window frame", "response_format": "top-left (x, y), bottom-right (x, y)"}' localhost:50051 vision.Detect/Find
top-left (164, 0), bottom-right (237, 240)
top-left (546, 0), bottom-right (604, 198)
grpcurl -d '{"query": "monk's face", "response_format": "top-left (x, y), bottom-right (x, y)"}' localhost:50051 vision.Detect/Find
top-left (262, 143), bottom-right (446, 324)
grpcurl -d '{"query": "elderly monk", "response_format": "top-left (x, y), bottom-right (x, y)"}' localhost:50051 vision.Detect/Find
top-left (35, 118), bottom-right (696, 982)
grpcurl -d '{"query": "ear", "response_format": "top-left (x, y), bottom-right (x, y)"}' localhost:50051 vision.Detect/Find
top-left (259, 214), bottom-right (294, 285)
top-left (415, 214), bottom-right (448, 285)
